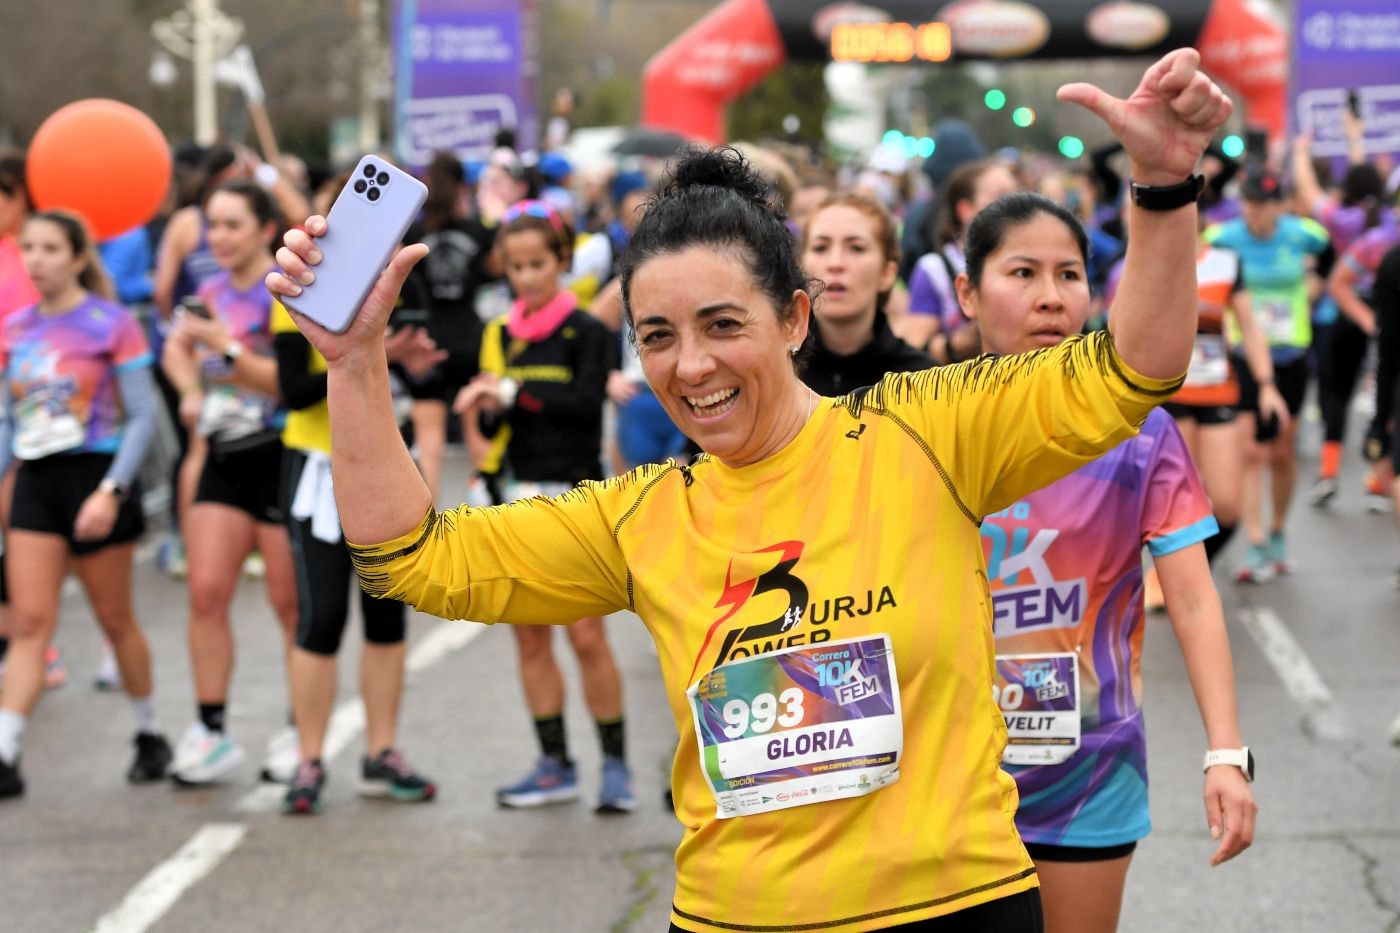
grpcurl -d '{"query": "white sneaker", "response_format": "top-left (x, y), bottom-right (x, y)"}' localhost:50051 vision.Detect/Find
top-left (260, 725), bottom-right (300, 784)
top-left (171, 722), bottom-right (245, 785)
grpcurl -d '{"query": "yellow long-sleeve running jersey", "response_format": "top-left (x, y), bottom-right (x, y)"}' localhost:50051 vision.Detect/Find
top-left (349, 331), bottom-right (1182, 933)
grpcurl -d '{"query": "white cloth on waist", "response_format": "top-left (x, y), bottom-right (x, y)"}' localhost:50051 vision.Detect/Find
top-left (290, 450), bottom-right (342, 544)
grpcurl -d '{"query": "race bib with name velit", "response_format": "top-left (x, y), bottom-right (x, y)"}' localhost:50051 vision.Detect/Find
top-left (996, 652), bottom-right (1081, 766)
top-left (688, 634), bottom-right (902, 819)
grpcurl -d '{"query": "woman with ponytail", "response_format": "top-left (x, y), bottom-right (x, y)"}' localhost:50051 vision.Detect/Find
top-left (453, 200), bottom-right (633, 813)
top-left (0, 211), bottom-right (170, 798)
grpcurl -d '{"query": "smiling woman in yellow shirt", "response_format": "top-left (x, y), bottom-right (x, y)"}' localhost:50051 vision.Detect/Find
top-left (269, 50), bottom-right (1233, 933)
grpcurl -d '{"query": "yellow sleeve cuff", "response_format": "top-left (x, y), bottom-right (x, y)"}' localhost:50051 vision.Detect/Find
top-left (346, 508), bottom-right (438, 587)
top-left (1101, 331), bottom-right (1188, 400)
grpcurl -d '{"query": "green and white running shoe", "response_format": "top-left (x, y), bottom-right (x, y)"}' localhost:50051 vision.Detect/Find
top-left (1267, 532), bottom-right (1296, 576)
top-left (171, 722), bottom-right (245, 785)
top-left (1233, 544), bottom-right (1274, 584)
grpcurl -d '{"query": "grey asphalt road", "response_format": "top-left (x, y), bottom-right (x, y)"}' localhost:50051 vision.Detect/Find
top-left (2, 431), bottom-right (1398, 933)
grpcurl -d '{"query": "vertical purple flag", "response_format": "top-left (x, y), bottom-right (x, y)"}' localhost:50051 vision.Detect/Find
top-left (393, 0), bottom-right (539, 170)
top-left (1291, 1), bottom-right (1400, 164)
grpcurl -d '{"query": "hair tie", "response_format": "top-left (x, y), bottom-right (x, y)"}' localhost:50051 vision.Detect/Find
top-left (502, 199), bottom-right (565, 233)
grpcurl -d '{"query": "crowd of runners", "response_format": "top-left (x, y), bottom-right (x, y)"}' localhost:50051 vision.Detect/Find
top-left (0, 46), bottom-right (1397, 932)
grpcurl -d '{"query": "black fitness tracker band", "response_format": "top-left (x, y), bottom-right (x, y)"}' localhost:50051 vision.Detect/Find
top-left (1130, 174), bottom-right (1206, 211)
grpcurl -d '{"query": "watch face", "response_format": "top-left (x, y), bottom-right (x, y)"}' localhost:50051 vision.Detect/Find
top-left (1246, 749), bottom-right (1255, 781)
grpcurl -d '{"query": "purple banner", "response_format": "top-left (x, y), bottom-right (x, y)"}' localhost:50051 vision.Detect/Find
top-left (392, 0), bottom-right (539, 170)
top-left (1291, 0), bottom-right (1400, 165)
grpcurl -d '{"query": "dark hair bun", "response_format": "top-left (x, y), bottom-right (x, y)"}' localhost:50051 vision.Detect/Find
top-left (663, 147), bottom-right (776, 216)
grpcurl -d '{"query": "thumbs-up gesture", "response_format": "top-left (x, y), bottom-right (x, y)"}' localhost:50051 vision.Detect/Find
top-left (1058, 48), bottom-right (1232, 186)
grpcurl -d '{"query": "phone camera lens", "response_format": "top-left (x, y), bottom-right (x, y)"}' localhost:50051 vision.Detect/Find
top-left (354, 179), bottom-right (368, 194)
top-left (363, 164), bottom-right (376, 178)
top-left (367, 186), bottom-right (381, 202)
top-left (376, 172), bottom-right (390, 186)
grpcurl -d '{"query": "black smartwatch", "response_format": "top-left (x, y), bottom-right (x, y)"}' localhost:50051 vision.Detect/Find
top-left (1130, 174), bottom-right (1206, 212)
top-left (98, 477), bottom-right (129, 501)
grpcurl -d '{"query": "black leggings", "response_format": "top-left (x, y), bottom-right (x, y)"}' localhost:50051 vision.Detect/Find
top-left (150, 362), bottom-right (190, 529)
top-left (282, 448), bottom-right (405, 656)
top-left (1319, 316), bottom-right (1371, 444)
top-left (669, 889), bottom-right (1042, 933)
top-left (1371, 286), bottom-right (1400, 466)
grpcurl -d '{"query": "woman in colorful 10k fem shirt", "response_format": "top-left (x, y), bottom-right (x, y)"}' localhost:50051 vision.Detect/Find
top-left (271, 51), bottom-right (1237, 933)
top-left (161, 181), bottom-right (301, 786)
top-left (1204, 170), bottom-right (1330, 582)
top-left (0, 211), bottom-right (171, 799)
top-left (965, 194), bottom-right (1254, 933)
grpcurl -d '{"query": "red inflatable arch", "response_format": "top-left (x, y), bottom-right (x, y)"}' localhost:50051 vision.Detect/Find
top-left (642, 0), bottom-right (1286, 144)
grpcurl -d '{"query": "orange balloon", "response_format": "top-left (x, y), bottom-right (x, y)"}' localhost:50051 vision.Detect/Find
top-left (28, 99), bottom-right (171, 241)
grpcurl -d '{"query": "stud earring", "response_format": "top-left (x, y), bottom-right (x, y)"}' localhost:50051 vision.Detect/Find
top-left (790, 345), bottom-right (799, 356)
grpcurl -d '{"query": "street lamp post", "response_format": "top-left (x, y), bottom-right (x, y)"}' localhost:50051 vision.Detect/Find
top-left (357, 0), bottom-right (384, 150)
top-left (152, 0), bottom-right (244, 144)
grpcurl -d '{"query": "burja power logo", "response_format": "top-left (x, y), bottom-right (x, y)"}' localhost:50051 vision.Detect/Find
top-left (689, 541), bottom-right (899, 674)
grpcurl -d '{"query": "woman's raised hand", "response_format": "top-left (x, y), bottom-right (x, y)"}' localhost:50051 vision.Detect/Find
top-left (1058, 48), bottom-right (1233, 186)
top-left (265, 214), bottom-right (429, 366)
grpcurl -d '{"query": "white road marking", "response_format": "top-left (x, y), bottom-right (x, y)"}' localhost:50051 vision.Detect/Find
top-left (407, 620), bottom-right (488, 672)
top-left (230, 697), bottom-right (365, 815)
top-left (101, 620), bottom-right (488, 927)
top-left (1238, 607), bottom-right (1350, 740)
top-left (92, 823), bottom-right (247, 933)
top-left (232, 622), bottom-right (487, 814)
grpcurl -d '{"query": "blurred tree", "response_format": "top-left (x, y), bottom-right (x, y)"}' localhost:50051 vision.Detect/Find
top-left (729, 61), bottom-right (828, 146)
top-left (537, 0), bottom-right (711, 131)
top-left (0, 0), bottom-right (357, 156)
top-left (917, 63), bottom-right (989, 134)
top-left (916, 58), bottom-right (1145, 156)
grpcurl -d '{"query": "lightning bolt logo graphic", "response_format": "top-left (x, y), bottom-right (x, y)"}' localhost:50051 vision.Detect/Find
top-left (688, 541), bottom-right (806, 684)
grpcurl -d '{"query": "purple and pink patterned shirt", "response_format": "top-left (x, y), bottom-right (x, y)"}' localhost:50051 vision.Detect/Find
top-left (982, 408), bottom-right (1216, 847)
top-left (1, 294), bottom-right (151, 458)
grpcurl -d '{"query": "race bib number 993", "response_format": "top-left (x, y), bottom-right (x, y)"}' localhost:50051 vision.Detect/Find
top-left (688, 635), bottom-right (902, 819)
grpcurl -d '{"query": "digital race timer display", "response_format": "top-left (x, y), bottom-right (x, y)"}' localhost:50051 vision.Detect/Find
top-left (829, 22), bottom-right (952, 63)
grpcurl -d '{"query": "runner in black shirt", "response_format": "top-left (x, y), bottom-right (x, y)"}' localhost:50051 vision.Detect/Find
top-left (800, 192), bottom-right (932, 396)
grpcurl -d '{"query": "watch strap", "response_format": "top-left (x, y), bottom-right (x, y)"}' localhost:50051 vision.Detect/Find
top-left (98, 477), bottom-right (128, 501)
top-left (1203, 746), bottom-right (1253, 781)
top-left (222, 340), bottom-right (245, 363)
top-left (1131, 174), bottom-right (1206, 212)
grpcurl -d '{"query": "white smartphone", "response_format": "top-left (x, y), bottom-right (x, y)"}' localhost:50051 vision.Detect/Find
top-left (282, 154), bottom-right (428, 334)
